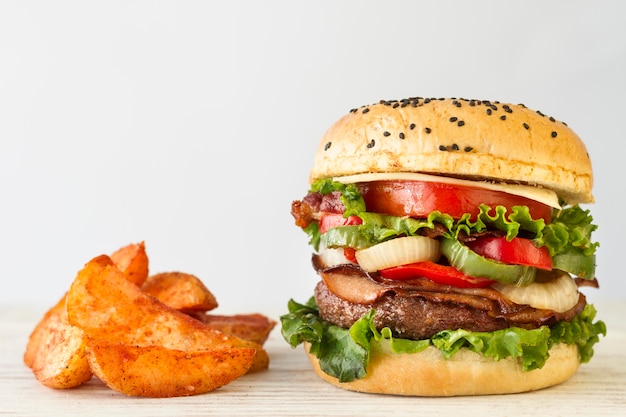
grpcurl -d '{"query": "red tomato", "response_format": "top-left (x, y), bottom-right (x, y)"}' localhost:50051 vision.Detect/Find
top-left (466, 237), bottom-right (552, 270)
top-left (357, 180), bottom-right (552, 222)
top-left (379, 261), bottom-right (495, 288)
top-left (319, 214), bottom-right (363, 234)
top-left (343, 248), bottom-right (357, 263)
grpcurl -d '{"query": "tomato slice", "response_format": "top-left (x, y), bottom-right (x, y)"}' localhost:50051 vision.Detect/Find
top-left (379, 261), bottom-right (496, 288)
top-left (357, 180), bottom-right (552, 222)
top-left (466, 237), bottom-right (553, 270)
top-left (343, 247), bottom-right (357, 263)
top-left (319, 213), bottom-right (362, 234)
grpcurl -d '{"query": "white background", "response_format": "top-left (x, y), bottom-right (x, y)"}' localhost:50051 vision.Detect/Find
top-left (1, 1), bottom-right (624, 314)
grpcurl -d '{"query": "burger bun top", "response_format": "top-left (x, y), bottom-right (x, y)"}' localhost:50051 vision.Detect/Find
top-left (310, 97), bottom-right (593, 205)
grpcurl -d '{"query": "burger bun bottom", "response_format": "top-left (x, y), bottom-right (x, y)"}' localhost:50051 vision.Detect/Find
top-left (304, 341), bottom-right (580, 396)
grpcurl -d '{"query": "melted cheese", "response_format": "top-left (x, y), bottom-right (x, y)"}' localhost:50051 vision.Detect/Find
top-left (332, 172), bottom-right (561, 209)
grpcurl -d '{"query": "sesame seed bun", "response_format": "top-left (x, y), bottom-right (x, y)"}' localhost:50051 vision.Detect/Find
top-left (310, 98), bottom-right (593, 205)
top-left (304, 341), bottom-right (580, 396)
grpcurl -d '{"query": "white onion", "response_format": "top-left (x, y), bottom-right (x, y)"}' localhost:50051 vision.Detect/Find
top-left (317, 246), bottom-right (354, 268)
top-left (492, 270), bottom-right (579, 313)
top-left (355, 236), bottom-right (440, 272)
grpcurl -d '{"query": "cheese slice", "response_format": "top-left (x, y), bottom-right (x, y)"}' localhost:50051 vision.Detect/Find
top-left (332, 172), bottom-right (561, 209)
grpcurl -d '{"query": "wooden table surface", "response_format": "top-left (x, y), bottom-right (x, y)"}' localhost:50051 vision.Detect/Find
top-left (2, 301), bottom-right (624, 417)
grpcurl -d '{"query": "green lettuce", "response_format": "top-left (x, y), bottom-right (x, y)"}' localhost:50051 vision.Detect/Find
top-left (280, 298), bottom-right (606, 383)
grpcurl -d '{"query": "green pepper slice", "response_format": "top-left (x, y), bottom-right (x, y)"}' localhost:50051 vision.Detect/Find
top-left (440, 238), bottom-right (536, 286)
top-left (320, 225), bottom-right (376, 250)
top-left (552, 248), bottom-right (596, 279)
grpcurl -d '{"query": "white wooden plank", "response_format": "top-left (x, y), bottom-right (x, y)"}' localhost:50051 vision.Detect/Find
top-left (2, 302), bottom-right (624, 416)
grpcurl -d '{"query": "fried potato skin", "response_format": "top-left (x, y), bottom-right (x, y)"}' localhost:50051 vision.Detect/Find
top-left (67, 255), bottom-right (267, 378)
top-left (23, 294), bottom-right (92, 388)
top-left (194, 313), bottom-right (277, 345)
top-left (25, 243), bottom-right (274, 396)
top-left (23, 243), bottom-right (151, 389)
top-left (86, 339), bottom-right (254, 397)
top-left (67, 255), bottom-right (238, 350)
top-left (109, 241), bottom-right (149, 286)
top-left (142, 271), bottom-right (218, 314)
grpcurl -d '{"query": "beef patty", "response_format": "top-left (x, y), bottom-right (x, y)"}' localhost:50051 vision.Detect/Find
top-left (314, 279), bottom-right (585, 340)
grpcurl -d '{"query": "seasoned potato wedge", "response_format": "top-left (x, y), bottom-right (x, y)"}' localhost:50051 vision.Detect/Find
top-left (23, 294), bottom-right (92, 389)
top-left (142, 271), bottom-right (218, 313)
top-left (67, 255), bottom-right (268, 373)
top-left (86, 339), bottom-right (254, 397)
top-left (109, 241), bottom-right (149, 286)
top-left (68, 255), bottom-right (238, 350)
top-left (194, 313), bottom-right (277, 345)
top-left (24, 242), bottom-right (150, 389)
top-left (25, 242), bottom-right (274, 397)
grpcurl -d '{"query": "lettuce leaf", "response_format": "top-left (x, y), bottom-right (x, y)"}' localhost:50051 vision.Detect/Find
top-left (536, 205), bottom-right (599, 257)
top-left (549, 302), bottom-right (607, 363)
top-left (280, 298), bottom-right (368, 382)
top-left (280, 299), bottom-right (606, 382)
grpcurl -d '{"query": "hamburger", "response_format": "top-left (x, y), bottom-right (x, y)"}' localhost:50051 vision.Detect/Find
top-left (281, 97), bottom-right (606, 396)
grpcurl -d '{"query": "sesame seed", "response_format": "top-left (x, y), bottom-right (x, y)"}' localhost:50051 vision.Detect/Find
top-left (383, 131), bottom-right (391, 137)
top-left (399, 132), bottom-right (405, 139)
top-left (486, 109), bottom-right (492, 115)
top-left (439, 145), bottom-right (447, 151)
top-left (551, 131), bottom-right (558, 138)
top-left (324, 142), bottom-right (332, 151)
top-left (425, 127), bottom-right (432, 134)
top-left (367, 139), bottom-right (375, 148)
top-left (464, 146), bottom-right (473, 152)
top-left (409, 123), bottom-right (416, 130)
top-left (452, 143), bottom-right (459, 150)
top-left (523, 123), bottom-right (530, 130)
top-left (500, 115), bottom-right (506, 121)
top-left (362, 108), bottom-right (370, 114)
top-left (458, 120), bottom-right (465, 127)
top-left (450, 117), bottom-right (458, 122)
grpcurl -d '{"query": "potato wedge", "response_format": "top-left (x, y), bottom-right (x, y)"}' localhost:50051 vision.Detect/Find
top-left (109, 241), bottom-right (149, 286)
top-left (24, 295), bottom-right (65, 369)
top-left (67, 255), bottom-right (268, 371)
top-left (68, 255), bottom-right (235, 350)
top-left (24, 243), bottom-right (150, 389)
top-left (194, 313), bottom-right (276, 346)
top-left (142, 271), bottom-right (218, 314)
top-left (23, 294), bottom-right (92, 389)
top-left (86, 339), bottom-right (254, 397)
